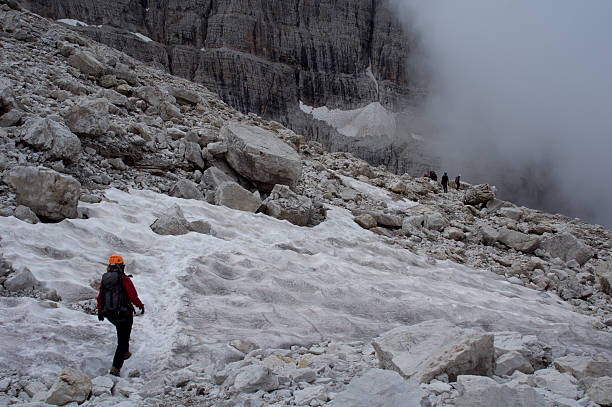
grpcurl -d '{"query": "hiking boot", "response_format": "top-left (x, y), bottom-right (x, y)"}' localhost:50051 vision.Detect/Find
top-left (109, 367), bottom-right (120, 377)
top-left (123, 351), bottom-right (131, 360)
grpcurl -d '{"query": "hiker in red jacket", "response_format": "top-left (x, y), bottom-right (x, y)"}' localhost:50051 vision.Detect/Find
top-left (97, 254), bottom-right (144, 377)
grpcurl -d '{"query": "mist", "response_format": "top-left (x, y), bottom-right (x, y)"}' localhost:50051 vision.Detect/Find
top-left (392, 0), bottom-right (612, 227)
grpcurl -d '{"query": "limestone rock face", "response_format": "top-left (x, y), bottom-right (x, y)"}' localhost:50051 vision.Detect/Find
top-left (540, 232), bottom-right (594, 266)
top-left (372, 319), bottom-right (495, 383)
top-left (332, 368), bottom-right (429, 407)
top-left (3, 166), bottom-right (80, 221)
top-left (222, 122), bottom-right (302, 188)
top-left (262, 184), bottom-right (313, 226)
top-left (215, 181), bottom-right (262, 213)
top-left (44, 368), bottom-right (92, 406)
top-left (21, 117), bottom-right (81, 162)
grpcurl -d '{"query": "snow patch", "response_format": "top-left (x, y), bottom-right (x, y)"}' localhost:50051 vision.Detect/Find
top-left (366, 61), bottom-right (379, 97)
top-left (131, 32), bottom-right (153, 43)
top-left (57, 19), bottom-right (89, 27)
top-left (336, 173), bottom-right (418, 210)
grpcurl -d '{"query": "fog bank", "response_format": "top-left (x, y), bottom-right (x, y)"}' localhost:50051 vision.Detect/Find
top-left (393, 0), bottom-right (612, 227)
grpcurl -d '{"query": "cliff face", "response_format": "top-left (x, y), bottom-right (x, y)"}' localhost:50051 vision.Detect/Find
top-left (24, 0), bottom-right (425, 172)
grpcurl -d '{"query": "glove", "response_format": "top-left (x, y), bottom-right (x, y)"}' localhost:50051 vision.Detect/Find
top-left (98, 313), bottom-right (104, 321)
top-left (138, 305), bottom-right (145, 315)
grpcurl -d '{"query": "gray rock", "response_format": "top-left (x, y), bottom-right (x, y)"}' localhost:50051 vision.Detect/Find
top-left (169, 179), bottom-right (205, 200)
top-left (463, 184), bottom-right (496, 206)
top-left (44, 368), bottom-right (92, 406)
top-left (201, 166), bottom-right (236, 189)
top-left (290, 368), bottom-right (317, 384)
top-left (167, 127), bottom-right (187, 140)
top-left (262, 184), bottom-right (313, 226)
top-left (553, 355), bottom-right (612, 379)
top-left (68, 51), bottom-right (106, 77)
top-left (424, 212), bottom-right (448, 231)
top-left (497, 228), bottom-right (541, 253)
top-left (91, 376), bottom-right (113, 396)
top-left (376, 213), bottom-right (403, 228)
top-left (3, 166), bottom-right (80, 221)
top-left (63, 97), bottom-right (110, 136)
top-left (215, 181), bottom-right (262, 212)
top-left (4, 267), bottom-right (41, 291)
top-left (222, 122), bottom-right (302, 188)
top-left (184, 141), bottom-right (205, 169)
top-left (372, 319), bottom-right (495, 383)
top-left (597, 265), bottom-right (612, 296)
top-left (293, 385), bottom-right (328, 405)
top-left (495, 351), bottom-right (534, 376)
top-left (586, 376), bottom-right (612, 406)
top-left (540, 232), bottom-right (594, 266)
top-left (443, 227), bottom-right (465, 241)
top-left (206, 141), bottom-right (228, 156)
top-left (531, 368), bottom-right (580, 400)
top-left (14, 205), bottom-right (39, 224)
top-left (108, 158), bottom-right (127, 170)
top-left (134, 85), bottom-right (166, 107)
top-left (0, 108), bottom-right (23, 127)
top-left (21, 117), bottom-right (81, 162)
top-left (402, 215), bottom-right (425, 229)
top-left (160, 101), bottom-right (182, 121)
top-left (0, 83), bottom-right (24, 127)
top-left (233, 365), bottom-right (279, 393)
top-left (354, 214), bottom-right (377, 229)
top-left (455, 375), bottom-right (547, 407)
top-left (498, 207), bottom-right (523, 220)
top-left (169, 87), bottom-right (200, 105)
top-left (150, 205), bottom-right (191, 235)
top-left (188, 220), bottom-right (212, 235)
top-left (332, 368), bottom-right (429, 407)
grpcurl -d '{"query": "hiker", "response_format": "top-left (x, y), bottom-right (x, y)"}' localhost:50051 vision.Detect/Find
top-left (97, 254), bottom-right (144, 377)
top-left (441, 172), bottom-right (449, 193)
top-left (455, 174), bottom-right (461, 190)
top-left (430, 171), bottom-right (438, 181)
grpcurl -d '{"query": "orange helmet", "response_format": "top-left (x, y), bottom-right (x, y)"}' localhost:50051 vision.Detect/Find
top-left (108, 254), bottom-right (124, 265)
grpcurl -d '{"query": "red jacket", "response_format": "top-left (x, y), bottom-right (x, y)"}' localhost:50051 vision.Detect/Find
top-left (97, 274), bottom-right (143, 313)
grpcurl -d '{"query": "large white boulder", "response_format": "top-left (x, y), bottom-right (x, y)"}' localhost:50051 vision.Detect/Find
top-left (540, 232), bottom-right (594, 266)
top-left (262, 184), bottom-right (313, 226)
top-left (332, 368), bottom-right (429, 407)
top-left (372, 319), bottom-right (495, 383)
top-left (215, 181), bottom-right (262, 213)
top-left (44, 368), bottom-right (92, 406)
top-left (222, 122), bottom-right (302, 187)
top-left (21, 117), bottom-right (81, 162)
top-left (3, 166), bottom-right (80, 221)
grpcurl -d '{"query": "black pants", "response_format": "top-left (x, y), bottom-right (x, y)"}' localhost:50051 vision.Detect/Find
top-left (109, 315), bottom-right (133, 369)
top-left (443, 184), bottom-right (448, 193)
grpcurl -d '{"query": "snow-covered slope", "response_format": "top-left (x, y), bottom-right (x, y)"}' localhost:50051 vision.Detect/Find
top-left (1, 188), bottom-right (610, 379)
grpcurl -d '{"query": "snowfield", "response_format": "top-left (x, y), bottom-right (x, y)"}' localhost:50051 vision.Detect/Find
top-left (1, 188), bottom-right (611, 379)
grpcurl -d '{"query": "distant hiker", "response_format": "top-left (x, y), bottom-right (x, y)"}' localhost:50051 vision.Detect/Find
top-left (431, 171), bottom-right (438, 181)
top-left (455, 174), bottom-right (461, 190)
top-left (97, 254), bottom-right (144, 377)
top-left (441, 172), bottom-right (449, 193)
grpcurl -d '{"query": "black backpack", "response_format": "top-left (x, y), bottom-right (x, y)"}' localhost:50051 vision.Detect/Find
top-left (100, 268), bottom-right (131, 321)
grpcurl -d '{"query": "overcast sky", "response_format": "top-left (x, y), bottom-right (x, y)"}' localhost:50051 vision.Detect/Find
top-left (392, 0), bottom-right (612, 227)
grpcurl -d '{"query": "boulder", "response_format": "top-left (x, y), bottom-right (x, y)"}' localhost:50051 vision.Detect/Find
top-left (4, 267), bottom-right (40, 291)
top-left (150, 205), bottom-right (191, 235)
top-left (201, 166), bottom-right (235, 190)
top-left (444, 227), bottom-right (465, 241)
top-left (134, 85), bottom-right (165, 107)
top-left (553, 355), bottom-right (612, 379)
top-left (184, 141), bottom-right (205, 169)
top-left (354, 214), bottom-right (377, 229)
top-left (332, 368), bottom-right (429, 407)
top-left (498, 207), bottom-right (523, 221)
top-left (494, 332), bottom-right (552, 371)
top-left (169, 87), bottom-right (200, 105)
top-left (206, 141), bottom-right (228, 156)
top-left (262, 184), bottom-right (313, 226)
top-left (455, 375), bottom-right (546, 407)
top-left (63, 97), bottom-right (110, 136)
top-left (160, 101), bottom-right (182, 121)
top-left (3, 166), bottom-right (80, 221)
top-left (21, 117), bottom-right (81, 162)
top-left (215, 181), bottom-right (262, 213)
top-left (222, 122), bottom-right (302, 188)
top-left (597, 265), bottom-right (612, 296)
top-left (44, 368), bottom-right (92, 406)
top-left (68, 51), bottom-right (106, 77)
top-left (495, 351), bottom-right (534, 376)
top-left (463, 184), bottom-right (495, 206)
top-left (424, 212), bottom-right (448, 231)
top-left (586, 377), bottom-right (612, 406)
top-left (14, 205), bottom-right (39, 224)
top-left (91, 376), bottom-right (113, 396)
top-left (531, 368), bottom-right (580, 400)
top-left (497, 228), bottom-right (541, 253)
top-left (169, 179), bottom-right (205, 201)
top-left (376, 213), bottom-right (403, 228)
top-left (187, 220), bottom-right (211, 235)
top-left (232, 365), bottom-right (279, 393)
top-left (372, 319), bottom-right (495, 383)
top-left (0, 83), bottom-right (24, 127)
top-left (540, 232), bottom-right (594, 266)
top-left (293, 385), bottom-right (328, 405)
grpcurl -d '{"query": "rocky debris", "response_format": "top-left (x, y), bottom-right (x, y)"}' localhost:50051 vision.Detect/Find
top-left (424, 212), bottom-right (448, 231)
top-left (68, 50), bottom-right (106, 77)
top-left (454, 375), bottom-right (546, 407)
top-left (44, 368), bottom-right (92, 406)
top-left (586, 376), bottom-right (612, 406)
top-left (463, 184), bottom-right (495, 206)
top-left (495, 351), bottom-right (534, 376)
top-left (62, 97), bottom-right (110, 136)
top-left (497, 228), bottom-right (541, 253)
top-left (91, 376), bottom-right (114, 396)
top-left (214, 181), bottom-right (262, 213)
top-left (262, 184), bottom-right (314, 226)
top-left (14, 204), bottom-right (39, 223)
top-left (372, 319), bottom-right (495, 383)
top-left (354, 213), bottom-right (377, 229)
top-left (553, 354), bottom-right (612, 379)
top-left (0, 82), bottom-right (24, 127)
top-left (231, 365), bottom-right (279, 393)
top-left (184, 140), bottom-right (205, 169)
top-left (3, 166), bottom-right (80, 221)
top-left (3, 267), bottom-right (40, 291)
top-left (333, 368), bottom-right (429, 407)
top-left (201, 166), bottom-right (235, 190)
top-left (222, 122), bottom-right (302, 188)
top-left (597, 263), bottom-right (612, 296)
top-left (169, 179), bottom-right (204, 201)
top-left (150, 204), bottom-right (211, 236)
top-left (20, 117), bottom-right (81, 162)
top-left (540, 232), bottom-right (595, 266)
top-left (498, 206), bottom-right (523, 221)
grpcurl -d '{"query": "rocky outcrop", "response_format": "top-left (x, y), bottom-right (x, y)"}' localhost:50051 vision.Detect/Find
top-left (3, 166), bottom-right (80, 221)
top-left (44, 368), bottom-right (92, 406)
